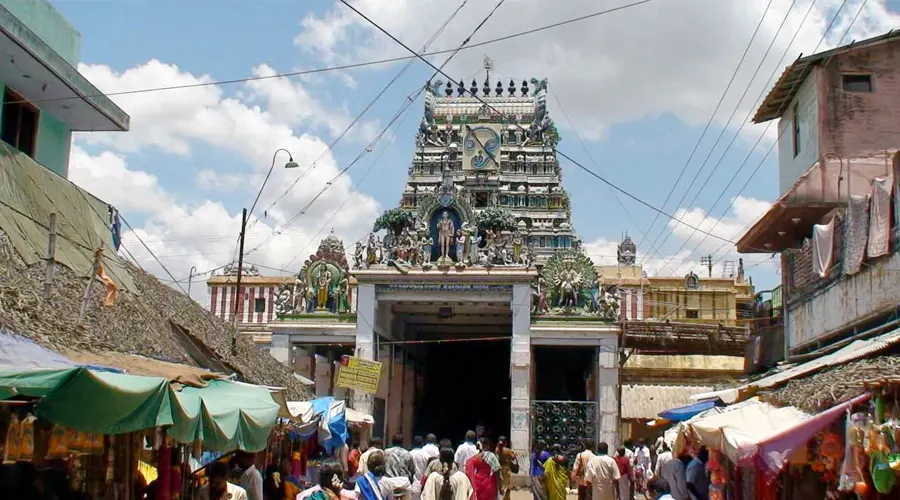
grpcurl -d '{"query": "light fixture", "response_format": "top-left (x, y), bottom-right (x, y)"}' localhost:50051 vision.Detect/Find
top-left (764, 243), bottom-right (773, 249)
top-left (284, 156), bottom-right (299, 169)
top-left (791, 217), bottom-right (802, 224)
top-left (777, 231), bottom-right (786, 236)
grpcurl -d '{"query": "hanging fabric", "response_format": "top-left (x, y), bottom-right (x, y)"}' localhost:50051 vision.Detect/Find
top-left (868, 177), bottom-right (892, 258)
top-left (812, 218), bottom-right (835, 278)
top-left (843, 195), bottom-right (869, 275)
top-left (97, 262), bottom-right (118, 307)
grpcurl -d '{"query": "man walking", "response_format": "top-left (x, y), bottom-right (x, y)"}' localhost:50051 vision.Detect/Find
top-left (385, 434), bottom-right (416, 482)
top-left (423, 434), bottom-right (440, 460)
top-left (686, 447), bottom-right (709, 500)
top-left (654, 443), bottom-right (673, 481)
top-left (661, 453), bottom-right (690, 500)
top-left (584, 442), bottom-right (620, 500)
top-left (455, 431), bottom-right (478, 470)
top-left (410, 436), bottom-right (430, 500)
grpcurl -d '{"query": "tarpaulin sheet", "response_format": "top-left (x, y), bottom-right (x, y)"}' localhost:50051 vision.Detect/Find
top-left (843, 195), bottom-right (869, 275)
top-left (34, 369), bottom-right (175, 434)
top-left (288, 397), bottom-right (351, 453)
top-left (678, 400), bottom-right (809, 466)
top-left (0, 142), bottom-right (135, 292)
top-left (868, 177), bottom-right (892, 258)
top-left (168, 379), bottom-right (281, 453)
top-left (812, 218), bottom-right (835, 278)
top-left (658, 399), bottom-right (720, 422)
top-left (0, 328), bottom-right (77, 371)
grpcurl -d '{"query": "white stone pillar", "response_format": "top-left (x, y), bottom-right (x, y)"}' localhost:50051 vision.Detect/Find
top-left (596, 334), bottom-right (619, 448)
top-left (271, 332), bottom-right (290, 365)
top-left (510, 284), bottom-right (532, 459)
top-left (353, 283), bottom-right (376, 416)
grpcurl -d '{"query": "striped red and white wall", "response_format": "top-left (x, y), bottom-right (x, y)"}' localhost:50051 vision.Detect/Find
top-left (208, 285), bottom-right (279, 324)
top-left (618, 288), bottom-right (648, 321)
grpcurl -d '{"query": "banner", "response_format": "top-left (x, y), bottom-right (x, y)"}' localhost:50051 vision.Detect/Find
top-left (336, 356), bottom-right (382, 394)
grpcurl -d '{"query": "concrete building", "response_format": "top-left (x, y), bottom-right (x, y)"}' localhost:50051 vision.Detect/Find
top-left (739, 32), bottom-right (900, 363)
top-left (0, 0), bottom-right (129, 177)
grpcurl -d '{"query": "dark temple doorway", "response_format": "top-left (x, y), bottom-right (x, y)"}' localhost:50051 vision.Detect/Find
top-left (414, 339), bottom-right (511, 444)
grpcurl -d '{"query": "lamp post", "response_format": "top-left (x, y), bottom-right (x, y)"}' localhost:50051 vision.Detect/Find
top-left (231, 149), bottom-right (298, 353)
top-left (187, 265), bottom-right (197, 297)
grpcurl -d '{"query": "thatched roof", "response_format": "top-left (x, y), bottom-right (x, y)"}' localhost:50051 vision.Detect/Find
top-left (621, 384), bottom-right (713, 420)
top-left (0, 233), bottom-right (310, 400)
top-left (761, 355), bottom-right (900, 413)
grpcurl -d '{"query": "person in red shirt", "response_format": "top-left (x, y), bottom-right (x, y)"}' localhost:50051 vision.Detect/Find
top-left (348, 442), bottom-right (362, 477)
top-left (613, 447), bottom-right (634, 500)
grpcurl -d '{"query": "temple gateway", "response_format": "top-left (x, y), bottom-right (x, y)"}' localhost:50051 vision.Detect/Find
top-left (208, 75), bottom-right (750, 467)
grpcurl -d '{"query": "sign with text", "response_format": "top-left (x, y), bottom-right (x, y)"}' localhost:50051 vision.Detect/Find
top-left (336, 356), bottom-right (383, 394)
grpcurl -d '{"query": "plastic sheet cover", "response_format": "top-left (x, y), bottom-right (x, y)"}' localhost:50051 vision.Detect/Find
top-left (0, 143), bottom-right (135, 292)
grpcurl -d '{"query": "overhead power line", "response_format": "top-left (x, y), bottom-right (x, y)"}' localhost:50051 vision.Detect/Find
top-left (5, 0), bottom-right (660, 108)
top-left (337, 0), bottom-right (758, 250)
top-left (636, 0), bottom-right (777, 261)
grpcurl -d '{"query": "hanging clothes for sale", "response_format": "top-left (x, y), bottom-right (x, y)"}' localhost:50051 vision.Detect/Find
top-left (812, 218), bottom-right (835, 278)
top-left (843, 194), bottom-right (869, 275)
top-left (868, 177), bottom-right (892, 258)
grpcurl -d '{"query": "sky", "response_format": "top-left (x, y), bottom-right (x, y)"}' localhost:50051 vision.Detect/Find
top-left (55, 0), bottom-right (900, 303)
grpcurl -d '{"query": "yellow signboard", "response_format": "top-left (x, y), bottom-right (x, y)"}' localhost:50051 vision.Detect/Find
top-left (336, 356), bottom-right (383, 394)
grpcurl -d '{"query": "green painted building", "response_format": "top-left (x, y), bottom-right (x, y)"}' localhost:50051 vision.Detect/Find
top-left (0, 0), bottom-right (129, 177)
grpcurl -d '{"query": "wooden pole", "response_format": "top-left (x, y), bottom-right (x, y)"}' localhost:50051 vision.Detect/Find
top-left (231, 208), bottom-right (248, 355)
top-left (41, 213), bottom-right (57, 300)
top-left (80, 244), bottom-right (104, 319)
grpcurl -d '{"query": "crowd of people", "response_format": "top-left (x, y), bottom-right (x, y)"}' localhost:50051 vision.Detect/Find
top-left (528, 438), bottom-right (710, 500)
top-left (199, 435), bottom-right (710, 500)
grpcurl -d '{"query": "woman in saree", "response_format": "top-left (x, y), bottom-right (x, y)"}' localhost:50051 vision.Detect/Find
top-left (356, 451), bottom-right (412, 500)
top-left (496, 436), bottom-right (519, 500)
top-left (543, 446), bottom-right (570, 500)
top-left (465, 437), bottom-right (501, 500)
top-left (530, 442), bottom-right (551, 500)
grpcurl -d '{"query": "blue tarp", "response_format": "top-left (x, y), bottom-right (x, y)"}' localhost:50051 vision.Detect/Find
top-left (310, 397), bottom-right (349, 454)
top-left (658, 399), bottom-right (720, 422)
top-left (0, 329), bottom-right (120, 373)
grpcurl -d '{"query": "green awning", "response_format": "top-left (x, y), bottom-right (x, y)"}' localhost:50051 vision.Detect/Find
top-left (169, 380), bottom-right (281, 452)
top-left (0, 368), bottom-right (78, 400)
top-left (34, 369), bottom-right (174, 435)
top-left (0, 368), bottom-right (281, 451)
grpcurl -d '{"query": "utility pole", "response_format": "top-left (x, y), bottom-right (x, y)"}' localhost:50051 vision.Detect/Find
top-left (701, 255), bottom-right (713, 277)
top-left (231, 208), bottom-right (247, 355)
top-left (42, 213), bottom-right (57, 300)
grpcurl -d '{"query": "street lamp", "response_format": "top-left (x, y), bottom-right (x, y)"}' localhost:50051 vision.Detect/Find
top-left (187, 265), bottom-right (197, 297)
top-left (231, 148), bottom-right (297, 352)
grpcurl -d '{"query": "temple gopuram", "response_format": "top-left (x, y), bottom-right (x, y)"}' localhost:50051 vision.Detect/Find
top-left (207, 74), bottom-right (753, 467)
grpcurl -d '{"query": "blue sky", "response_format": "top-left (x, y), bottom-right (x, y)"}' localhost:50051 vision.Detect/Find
top-left (56, 0), bottom-right (900, 301)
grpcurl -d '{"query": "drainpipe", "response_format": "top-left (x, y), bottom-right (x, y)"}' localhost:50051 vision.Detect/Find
top-left (822, 153), bottom-right (845, 201)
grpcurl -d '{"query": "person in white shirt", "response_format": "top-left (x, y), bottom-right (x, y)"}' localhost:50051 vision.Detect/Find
top-left (196, 461), bottom-right (248, 500)
top-left (454, 431), bottom-right (478, 470)
top-left (646, 476), bottom-right (675, 500)
top-left (358, 437), bottom-right (385, 476)
top-left (236, 452), bottom-right (263, 500)
top-left (572, 439), bottom-right (596, 500)
top-left (410, 436), bottom-right (430, 500)
top-left (584, 442), bottom-right (621, 500)
top-left (422, 447), bottom-right (474, 500)
top-left (654, 443), bottom-right (673, 480)
top-left (422, 434), bottom-right (440, 461)
top-left (633, 440), bottom-right (652, 494)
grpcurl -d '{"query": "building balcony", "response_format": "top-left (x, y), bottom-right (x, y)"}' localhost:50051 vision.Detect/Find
top-left (0, 2), bottom-right (129, 132)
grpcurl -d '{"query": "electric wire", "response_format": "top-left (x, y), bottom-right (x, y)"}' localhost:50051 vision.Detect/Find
top-left (657, 0), bottom-right (855, 274)
top-left (635, 0), bottom-right (777, 257)
top-left (3, 0), bottom-right (661, 108)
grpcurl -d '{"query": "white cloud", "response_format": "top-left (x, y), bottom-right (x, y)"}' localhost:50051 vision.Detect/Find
top-left (296, 0), bottom-right (900, 140)
top-left (583, 196), bottom-right (774, 279)
top-left (68, 60), bottom-right (384, 302)
top-left (69, 145), bottom-right (170, 214)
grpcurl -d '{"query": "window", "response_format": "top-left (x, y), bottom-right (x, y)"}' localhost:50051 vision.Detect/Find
top-left (1, 88), bottom-right (38, 157)
top-left (254, 297), bottom-right (266, 313)
top-left (842, 74), bottom-right (872, 92)
top-left (791, 105), bottom-right (801, 158)
top-left (685, 309), bottom-right (699, 319)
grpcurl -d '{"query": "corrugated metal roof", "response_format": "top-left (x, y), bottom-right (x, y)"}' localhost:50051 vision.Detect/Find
top-left (693, 327), bottom-right (900, 403)
top-left (621, 384), bottom-right (712, 420)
